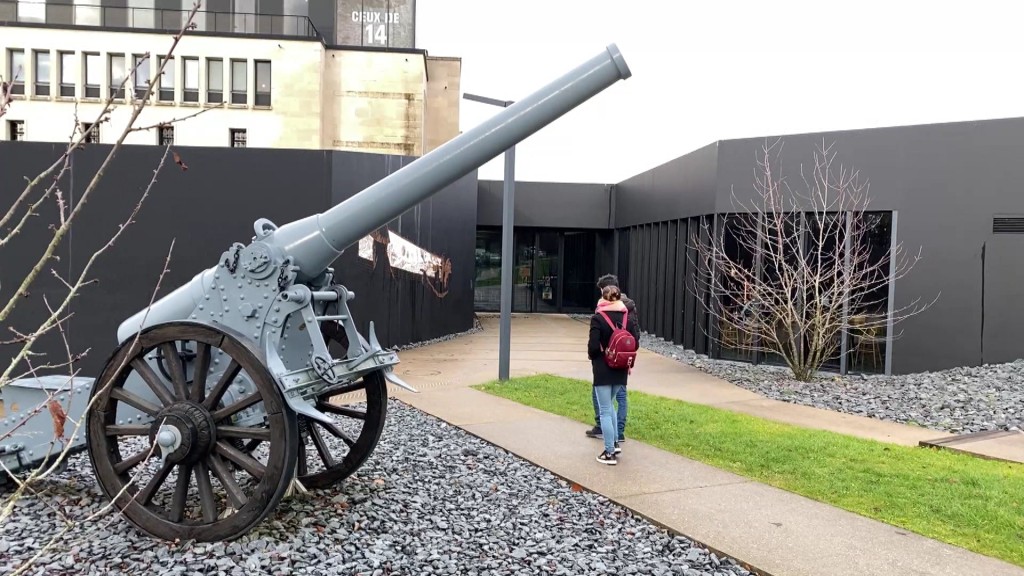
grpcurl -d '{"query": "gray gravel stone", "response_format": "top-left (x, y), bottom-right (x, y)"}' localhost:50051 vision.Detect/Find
top-left (1, 399), bottom-right (752, 576)
top-left (617, 323), bottom-right (1024, 435)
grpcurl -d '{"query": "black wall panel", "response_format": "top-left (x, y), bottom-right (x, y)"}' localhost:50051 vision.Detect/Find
top-left (0, 141), bottom-right (477, 379)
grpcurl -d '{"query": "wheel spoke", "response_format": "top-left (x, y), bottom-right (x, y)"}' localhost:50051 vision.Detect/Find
top-left (114, 448), bottom-right (152, 474)
top-left (202, 360), bottom-right (241, 411)
top-left (316, 401), bottom-right (367, 420)
top-left (217, 425), bottom-right (272, 441)
top-left (215, 440), bottom-right (266, 480)
top-left (211, 392), bottom-right (261, 422)
top-left (160, 342), bottom-right (189, 400)
top-left (193, 461), bottom-right (218, 523)
top-left (110, 387), bottom-right (161, 416)
top-left (190, 342), bottom-right (212, 403)
top-left (131, 358), bottom-right (176, 406)
top-left (105, 424), bottom-right (150, 436)
top-left (168, 463), bottom-right (192, 523)
top-left (308, 425), bottom-right (337, 468)
top-left (207, 454), bottom-right (248, 510)
top-left (135, 460), bottom-right (173, 507)
top-left (316, 419), bottom-right (356, 448)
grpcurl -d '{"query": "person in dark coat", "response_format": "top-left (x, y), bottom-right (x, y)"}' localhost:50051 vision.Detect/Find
top-left (586, 274), bottom-right (638, 443)
top-left (589, 284), bottom-right (640, 465)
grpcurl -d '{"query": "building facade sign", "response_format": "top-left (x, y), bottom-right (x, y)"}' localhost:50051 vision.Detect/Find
top-left (336, 0), bottom-right (415, 48)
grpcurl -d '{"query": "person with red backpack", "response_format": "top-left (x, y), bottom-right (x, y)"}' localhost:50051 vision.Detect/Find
top-left (588, 283), bottom-right (640, 465)
top-left (586, 274), bottom-right (637, 443)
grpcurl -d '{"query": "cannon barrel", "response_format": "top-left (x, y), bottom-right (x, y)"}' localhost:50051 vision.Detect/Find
top-left (116, 44), bottom-right (630, 342)
top-left (264, 43), bottom-right (631, 278)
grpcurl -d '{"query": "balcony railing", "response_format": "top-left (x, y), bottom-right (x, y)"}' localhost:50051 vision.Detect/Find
top-left (0, 0), bottom-right (321, 39)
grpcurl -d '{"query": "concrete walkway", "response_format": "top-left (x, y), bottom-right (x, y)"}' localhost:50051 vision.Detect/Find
top-left (382, 313), bottom-right (1024, 576)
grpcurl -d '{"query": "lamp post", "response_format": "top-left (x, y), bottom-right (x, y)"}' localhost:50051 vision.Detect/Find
top-left (463, 92), bottom-right (515, 381)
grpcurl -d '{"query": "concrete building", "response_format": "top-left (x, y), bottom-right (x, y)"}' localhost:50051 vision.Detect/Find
top-left (0, 0), bottom-right (460, 155)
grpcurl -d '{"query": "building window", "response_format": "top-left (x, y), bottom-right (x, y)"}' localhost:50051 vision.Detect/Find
top-left (182, 56), bottom-right (199, 102)
top-left (74, 0), bottom-right (102, 26)
top-left (17, 0), bottom-right (45, 22)
top-left (133, 54), bottom-right (150, 99)
top-left (80, 122), bottom-right (99, 143)
top-left (7, 49), bottom-right (25, 95)
top-left (59, 51), bottom-right (75, 97)
top-left (206, 58), bottom-right (222, 103)
top-left (7, 120), bottom-right (25, 140)
top-left (254, 60), bottom-right (270, 107)
top-left (84, 52), bottom-right (100, 98)
top-left (158, 55), bottom-right (174, 101)
top-left (158, 124), bottom-right (174, 146)
top-left (230, 128), bottom-right (246, 148)
top-left (32, 50), bottom-right (50, 96)
top-left (109, 54), bottom-right (126, 99)
top-left (230, 59), bottom-right (246, 105)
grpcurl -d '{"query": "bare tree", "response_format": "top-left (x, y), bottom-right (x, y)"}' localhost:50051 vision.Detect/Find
top-left (0, 3), bottom-right (220, 572)
top-left (690, 139), bottom-right (937, 381)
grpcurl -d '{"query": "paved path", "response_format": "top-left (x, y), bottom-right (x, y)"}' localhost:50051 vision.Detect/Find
top-left (382, 313), bottom-right (1024, 576)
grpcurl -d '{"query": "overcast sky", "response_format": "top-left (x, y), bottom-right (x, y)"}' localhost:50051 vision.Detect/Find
top-left (415, 0), bottom-right (1024, 184)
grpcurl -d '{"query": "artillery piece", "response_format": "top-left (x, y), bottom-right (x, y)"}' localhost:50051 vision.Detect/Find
top-left (0, 44), bottom-right (631, 542)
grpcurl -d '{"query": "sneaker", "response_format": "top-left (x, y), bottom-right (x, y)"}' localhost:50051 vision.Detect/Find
top-left (613, 442), bottom-right (622, 454)
top-left (617, 435), bottom-right (626, 443)
top-left (596, 451), bottom-right (618, 465)
top-left (585, 426), bottom-right (603, 439)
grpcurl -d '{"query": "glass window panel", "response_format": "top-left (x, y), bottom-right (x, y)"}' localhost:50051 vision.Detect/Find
top-left (255, 61), bottom-right (270, 90)
top-left (73, 0), bottom-right (100, 25)
top-left (231, 59), bottom-right (246, 90)
top-left (128, 0), bottom-right (155, 28)
top-left (133, 54), bottom-right (149, 88)
top-left (9, 49), bottom-right (25, 85)
top-left (60, 51), bottom-right (75, 84)
top-left (233, 0), bottom-right (255, 33)
top-left (84, 53), bottom-right (100, 86)
top-left (158, 56), bottom-right (174, 101)
top-left (109, 55), bottom-right (126, 85)
top-left (207, 59), bottom-right (222, 91)
top-left (183, 58), bottom-right (198, 90)
top-left (17, 0), bottom-right (45, 23)
top-left (34, 50), bottom-right (50, 82)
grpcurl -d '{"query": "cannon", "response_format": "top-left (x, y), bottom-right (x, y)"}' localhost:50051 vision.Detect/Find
top-left (0, 44), bottom-right (631, 542)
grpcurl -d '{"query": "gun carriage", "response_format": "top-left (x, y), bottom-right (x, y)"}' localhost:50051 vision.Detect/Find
top-left (0, 44), bottom-right (631, 542)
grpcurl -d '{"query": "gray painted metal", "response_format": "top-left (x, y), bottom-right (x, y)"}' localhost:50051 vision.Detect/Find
top-left (463, 91), bottom-right (517, 382)
top-left (0, 376), bottom-right (92, 483)
top-left (500, 146), bottom-right (515, 381)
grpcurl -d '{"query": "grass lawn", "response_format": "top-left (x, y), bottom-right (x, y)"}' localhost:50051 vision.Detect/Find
top-left (474, 374), bottom-right (1024, 568)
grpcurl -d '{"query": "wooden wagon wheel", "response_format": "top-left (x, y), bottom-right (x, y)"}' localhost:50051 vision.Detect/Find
top-left (293, 321), bottom-right (388, 490)
top-left (86, 322), bottom-right (298, 542)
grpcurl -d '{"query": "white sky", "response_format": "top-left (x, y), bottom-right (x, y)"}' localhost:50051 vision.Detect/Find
top-left (415, 0), bottom-right (1024, 184)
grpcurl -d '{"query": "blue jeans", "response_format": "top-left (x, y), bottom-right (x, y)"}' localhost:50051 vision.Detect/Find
top-left (594, 384), bottom-right (625, 455)
top-left (592, 385), bottom-right (626, 438)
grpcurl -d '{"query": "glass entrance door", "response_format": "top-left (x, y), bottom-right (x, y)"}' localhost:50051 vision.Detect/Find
top-left (513, 230), bottom-right (562, 313)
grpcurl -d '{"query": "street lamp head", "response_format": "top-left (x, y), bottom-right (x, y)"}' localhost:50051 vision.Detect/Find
top-left (463, 92), bottom-right (514, 108)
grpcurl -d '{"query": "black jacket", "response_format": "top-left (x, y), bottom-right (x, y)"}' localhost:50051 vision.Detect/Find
top-left (587, 306), bottom-right (641, 387)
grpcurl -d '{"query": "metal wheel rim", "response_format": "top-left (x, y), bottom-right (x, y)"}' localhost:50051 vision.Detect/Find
top-left (86, 322), bottom-right (297, 542)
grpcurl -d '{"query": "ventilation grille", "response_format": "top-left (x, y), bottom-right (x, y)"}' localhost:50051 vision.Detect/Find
top-left (993, 216), bottom-right (1024, 234)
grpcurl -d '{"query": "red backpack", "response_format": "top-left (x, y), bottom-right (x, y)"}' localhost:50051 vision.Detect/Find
top-left (598, 310), bottom-right (638, 372)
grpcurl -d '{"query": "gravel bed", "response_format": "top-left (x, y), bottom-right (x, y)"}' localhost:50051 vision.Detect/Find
top-left (630, 329), bottom-right (1024, 435)
top-left (1, 399), bottom-right (754, 576)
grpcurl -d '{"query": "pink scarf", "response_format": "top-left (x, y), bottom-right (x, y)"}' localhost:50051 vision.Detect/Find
top-left (596, 299), bottom-right (627, 313)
